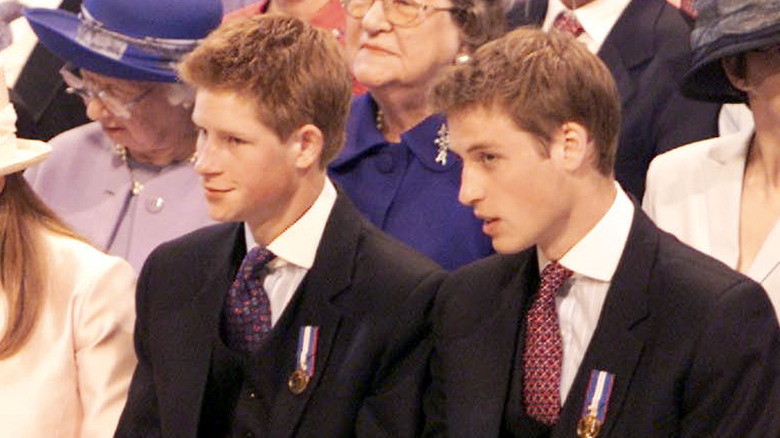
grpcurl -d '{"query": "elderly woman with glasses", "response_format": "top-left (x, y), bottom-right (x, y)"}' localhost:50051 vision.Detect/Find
top-left (328, 0), bottom-right (504, 270)
top-left (22, 0), bottom-right (221, 271)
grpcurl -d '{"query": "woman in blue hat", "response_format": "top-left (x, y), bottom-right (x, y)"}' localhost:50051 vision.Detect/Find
top-left (0, 57), bottom-right (136, 437)
top-left (644, 0), bottom-right (780, 317)
top-left (23, 0), bottom-right (222, 271)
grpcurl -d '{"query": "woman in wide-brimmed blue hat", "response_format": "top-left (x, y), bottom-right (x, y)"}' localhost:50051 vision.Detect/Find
top-left (644, 0), bottom-right (780, 317)
top-left (23, 0), bottom-right (222, 271)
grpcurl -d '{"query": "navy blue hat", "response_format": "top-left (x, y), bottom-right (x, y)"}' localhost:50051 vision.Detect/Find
top-left (682, 0), bottom-right (780, 103)
top-left (24, 0), bottom-right (223, 83)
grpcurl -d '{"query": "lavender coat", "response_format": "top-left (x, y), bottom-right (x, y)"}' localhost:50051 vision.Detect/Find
top-left (25, 122), bottom-right (215, 271)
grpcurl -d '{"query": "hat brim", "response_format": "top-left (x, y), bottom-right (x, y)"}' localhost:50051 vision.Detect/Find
top-left (25, 8), bottom-right (179, 82)
top-left (682, 23), bottom-right (780, 103)
top-left (0, 138), bottom-right (52, 176)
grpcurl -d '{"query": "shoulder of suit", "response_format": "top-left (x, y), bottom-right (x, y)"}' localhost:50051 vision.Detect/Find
top-left (357, 221), bottom-right (444, 277)
top-left (439, 252), bottom-right (527, 295)
top-left (647, 135), bottom-right (731, 184)
top-left (48, 122), bottom-right (109, 151)
top-left (146, 222), bottom-right (239, 263)
top-left (652, 228), bottom-right (759, 300)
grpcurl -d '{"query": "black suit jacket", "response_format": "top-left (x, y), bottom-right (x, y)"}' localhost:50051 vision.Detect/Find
top-left (506, 0), bottom-right (720, 198)
top-left (425, 209), bottom-right (780, 437)
top-left (116, 193), bottom-right (444, 437)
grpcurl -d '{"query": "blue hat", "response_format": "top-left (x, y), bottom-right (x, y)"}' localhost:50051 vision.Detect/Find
top-left (24, 0), bottom-right (223, 83)
top-left (682, 0), bottom-right (780, 103)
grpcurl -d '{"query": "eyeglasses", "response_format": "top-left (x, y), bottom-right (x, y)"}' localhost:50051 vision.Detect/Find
top-left (341, 0), bottom-right (463, 27)
top-left (60, 65), bottom-right (154, 119)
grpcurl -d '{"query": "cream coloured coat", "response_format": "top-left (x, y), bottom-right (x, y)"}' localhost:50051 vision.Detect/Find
top-left (643, 129), bottom-right (780, 317)
top-left (0, 229), bottom-right (136, 437)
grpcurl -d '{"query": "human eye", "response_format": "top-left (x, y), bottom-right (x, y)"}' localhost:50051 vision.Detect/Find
top-left (391, 0), bottom-right (422, 15)
top-left (226, 135), bottom-right (247, 146)
top-left (478, 151), bottom-right (499, 165)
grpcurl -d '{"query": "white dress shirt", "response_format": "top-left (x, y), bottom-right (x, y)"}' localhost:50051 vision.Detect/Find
top-left (537, 183), bottom-right (634, 403)
top-left (244, 177), bottom-right (336, 326)
top-left (543, 0), bottom-right (631, 54)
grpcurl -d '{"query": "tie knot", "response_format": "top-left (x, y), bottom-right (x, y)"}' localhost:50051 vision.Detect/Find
top-left (539, 261), bottom-right (572, 297)
top-left (240, 246), bottom-right (274, 277)
top-left (552, 10), bottom-right (585, 37)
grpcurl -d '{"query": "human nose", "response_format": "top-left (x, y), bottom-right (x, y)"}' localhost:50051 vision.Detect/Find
top-left (458, 164), bottom-right (484, 206)
top-left (361, 0), bottom-right (392, 32)
top-left (193, 131), bottom-right (220, 176)
top-left (85, 96), bottom-right (110, 121)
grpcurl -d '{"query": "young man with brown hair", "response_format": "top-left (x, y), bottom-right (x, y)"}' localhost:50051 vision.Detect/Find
top-left (116, 15), bottom-right (443, 437)
top-left (424, 27), bottom-right (780, 437)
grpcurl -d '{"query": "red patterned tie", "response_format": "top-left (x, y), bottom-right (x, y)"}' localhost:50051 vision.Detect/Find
top-left (223, 246), bottom-right (275, 352)
top-left (523, 261), bottom-right (573, 425)
top-left (552, 10), bottom-right (585, 37)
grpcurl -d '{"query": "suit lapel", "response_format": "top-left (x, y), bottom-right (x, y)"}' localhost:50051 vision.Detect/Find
top-left (597, 0), bottom-right (662, 109)
top-left (554, 211), bottom-right (654, 438)
top-left (747, 220), bottom-right (780, 285)
top-left (703, 132), bottom-right (751, 268)
top-left (158, 224), bottom-right (245, 435)
top-left (268, 194), bottom-right (359, 438)
top-left (448, 253), bottom-right (536, 437)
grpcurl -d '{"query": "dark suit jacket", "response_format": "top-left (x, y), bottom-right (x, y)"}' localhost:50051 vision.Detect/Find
top-left (425, 209), bottom-right (780, 437)
top-left (116, 193), bottom-right (444, 437)
top-left (506, 0), bottom-right (720, 198)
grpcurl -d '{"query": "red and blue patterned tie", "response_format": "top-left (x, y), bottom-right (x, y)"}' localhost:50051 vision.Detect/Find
top-left (223, 246), bottom-right (274, 352)
top-left (523, 261), bottom-right (573, 425)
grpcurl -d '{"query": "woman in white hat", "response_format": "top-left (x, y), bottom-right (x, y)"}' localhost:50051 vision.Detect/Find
top-left (22, 0), bottom-right (222, 271)
top-left (644, 0), bottom-right (780, 316)
top-left (0, 62), bottom-right (136, 436)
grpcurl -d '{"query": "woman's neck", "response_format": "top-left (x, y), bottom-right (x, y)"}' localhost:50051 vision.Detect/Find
top-left (750, 106), bottom-right (780, 187)
top-left (372, 89), bottom-right (434, 142)
top-left (126, 131), bottom-right (198, 167)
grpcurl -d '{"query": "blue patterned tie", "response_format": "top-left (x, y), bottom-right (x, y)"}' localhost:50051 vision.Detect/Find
top-left (223, 246), bottom-right (274, 352)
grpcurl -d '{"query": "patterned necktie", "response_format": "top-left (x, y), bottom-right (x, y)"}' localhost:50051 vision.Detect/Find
top-left (223, 246), bottom-right (275, 352)
top-left (522, 261), bottom-right (573, 426)
top-left (552, 10), bottom-right (585, 38)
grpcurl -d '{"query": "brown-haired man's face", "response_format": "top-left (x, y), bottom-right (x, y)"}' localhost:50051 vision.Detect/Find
top-left (191, 89), bottom-right (302, 244)
top-left (447, 105), bottom-right (571, 254)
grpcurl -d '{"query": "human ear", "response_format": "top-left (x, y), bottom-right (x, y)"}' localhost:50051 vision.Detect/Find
top-left (291, 124), bottom-right (324, 170)
top-left (556, 122), bottom-right (589, 172)
top-left (722, 56), bottom-right (749, 92)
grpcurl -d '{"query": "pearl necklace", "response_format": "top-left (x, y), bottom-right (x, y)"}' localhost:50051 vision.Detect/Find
top-left (375, 108), bottom-right (450, 166)
top-left (114, 144), bottom-right (197, 196)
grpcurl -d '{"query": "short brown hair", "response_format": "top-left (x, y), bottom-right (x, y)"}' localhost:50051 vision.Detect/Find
top-left (450, 0), bottom-right (506, 51)
top-left (432, 27), bottom-right (621, 176)
top-left (179, 14), bottom-right (352, 166)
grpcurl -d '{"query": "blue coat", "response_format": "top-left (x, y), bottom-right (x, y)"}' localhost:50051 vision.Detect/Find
top-left (25, 122), bottom-right (215, 271)
top-left (329, 94), bottom-right (493, 270)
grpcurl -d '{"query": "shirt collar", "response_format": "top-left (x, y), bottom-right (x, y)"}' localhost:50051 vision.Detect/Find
top-left (244, 177), bottom-right (337, 270)
top-left (538, 182), bottom-right (634, 282)
top-left (329, 94), bottom-right (457, 172)
top-left (543, 0), bottom-right (631, 54)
